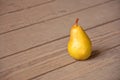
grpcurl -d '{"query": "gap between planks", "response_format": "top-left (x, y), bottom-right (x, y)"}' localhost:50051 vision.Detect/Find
top-left (0, 0), bottom-right (55, 16)
top-left (0, 0), bottom-right (120, 60)
top-left (30, 45), bottom-right (120, 80)
top-left (0, 19), bottom-right (120, 80)
top-left (0, 17), bottom-right (119, 60)
top-left (0, 0), bottom-right (117, 35)
top-left (33, 46), bottom-right (120, 80)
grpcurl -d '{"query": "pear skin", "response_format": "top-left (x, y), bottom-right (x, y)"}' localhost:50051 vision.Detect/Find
top-left (67, 18), bottom-right (92, 60)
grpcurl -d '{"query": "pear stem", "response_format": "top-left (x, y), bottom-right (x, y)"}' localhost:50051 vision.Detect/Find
top-left (75, 18), bottom-right (79, 26)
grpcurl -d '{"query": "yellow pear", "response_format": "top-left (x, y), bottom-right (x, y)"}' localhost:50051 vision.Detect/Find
top-left (67, 18), bottom-right (92, 60)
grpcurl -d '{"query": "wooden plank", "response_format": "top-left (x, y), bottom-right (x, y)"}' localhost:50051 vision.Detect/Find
top-left (0, 0), bottom-right (55, 16)
top-left (0, 0), bottom-right (115, 34)
top-left (73, 55), bottom-right (120, 80)
top-left (33, 46), bottom-right (120, 80)
top-left (0, 19), bottom-right (120, 80)
top-left (0, 0), bottom-right (120, 59)
top-left (0, 38), bottom-right (68, 72)
top-left (0, 19), bottom-right (120, 72)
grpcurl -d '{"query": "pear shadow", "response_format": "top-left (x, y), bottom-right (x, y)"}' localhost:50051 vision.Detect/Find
top-left (88, 50), bottom-right (101, 60)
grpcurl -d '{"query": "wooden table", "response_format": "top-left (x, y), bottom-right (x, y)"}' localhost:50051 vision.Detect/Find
top-left (0, 0), bottom-right (120, 80)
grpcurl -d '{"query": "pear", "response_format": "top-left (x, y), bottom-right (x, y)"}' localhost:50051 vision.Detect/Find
top-left (67, 18), bottom-right (92, 60)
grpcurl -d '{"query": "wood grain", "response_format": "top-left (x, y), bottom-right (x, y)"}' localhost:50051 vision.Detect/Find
top-left (0, 0), bottom-right (120, 59)
top-left (0, 0), bottom-right (120, 80)
top-left (0, 0), bottom-right (55, 16)
top-left (33, 46), bottom-right (120, 80)
top-left (0, 0), bottom-right (115, 34)
top-left (0, 19), bottom-right (120, 80)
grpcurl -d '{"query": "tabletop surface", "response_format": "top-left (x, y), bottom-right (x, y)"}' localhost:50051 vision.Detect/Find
top-left (0, 0), bottom-right (120, 80)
